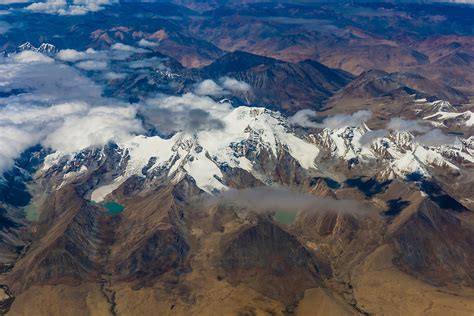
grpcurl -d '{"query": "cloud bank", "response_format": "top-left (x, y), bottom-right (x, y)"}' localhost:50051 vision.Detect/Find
top-left (219, 76), bottom-right (251, 93)
top-left (290, 109), bottom-right (372, 129)
top-left (414, 129), bottom-right (458, 146)
top-left (204, 186), bottom-right (370, 215)
top-left (194, 78), bottom-right (251, 97)
top-left (387, 118), bottom-right (430, 133)
top-left (0, 50), bottom-right (142, 174)
top-left (194, 79), bottom-right (228, 97)
top-left (26, 0), bottom-right (116, 16)
top-left (142, 93), bottom-right (232, 135)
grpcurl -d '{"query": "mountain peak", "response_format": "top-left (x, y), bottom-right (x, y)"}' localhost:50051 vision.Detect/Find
top-left (17, 42), bottom-right (57, 55)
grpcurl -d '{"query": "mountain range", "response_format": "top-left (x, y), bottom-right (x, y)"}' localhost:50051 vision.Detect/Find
top-left (0, 0), bottom-right (473, 315)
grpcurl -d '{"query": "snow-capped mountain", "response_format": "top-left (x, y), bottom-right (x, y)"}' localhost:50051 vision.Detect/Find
top-left (313, 124), bottom-right (471, 179)
top-left (43, 107), bottom-right (320, 201)
top-left (40, 106), bottom-right (473, 204)
top-left (414, 99), bottom-right (474, 128)
top-left (17, 42), bottom-right (57, 55)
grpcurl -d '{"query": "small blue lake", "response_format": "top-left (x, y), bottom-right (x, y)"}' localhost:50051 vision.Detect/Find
top-left (273, 210), bottom-right (297, 225)
top-left (102, 201), bottom-right (125, 216)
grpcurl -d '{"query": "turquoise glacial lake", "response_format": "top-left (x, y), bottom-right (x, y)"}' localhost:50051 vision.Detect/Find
top-left (102, 201), bottom-right (125, 216)
top-left (273, 210), bottom-right (297, 225)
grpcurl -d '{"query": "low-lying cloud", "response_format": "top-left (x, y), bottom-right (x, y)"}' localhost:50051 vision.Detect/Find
top-left (26, 0), bottom-right (117, 15)
top-left (0, 52), bottom-right (102, 106)
top-left (194, 79), bottom-right (228, 97)
top-left (387, 118), bottom-right (458, 146)
top-left (0, 50), bottom-right (142, 174)
top-left (290, 109), bottom-right (372, 129)
top-left (75, 60), bottom-right (108, 71)
top-left (0, 102), bottom-right (142, 172)
top-left (219, 76), bottom-right (251, 93)
top-left (415, 129), bottom-right (459, 146)
top-left (194, 77), bottom-right (251, 97)
top-left (56, 48), bottom-right (88, 62)
top-left (387, 118), bottom-right (430, 133)
top-left (13, 50), bottom-right (54, 64)
top-left (0, 0), bottom-right (30, 4)
top-left (138, 39), bottom-right (159, 48)
top-left (55, 44), bottom-right (164, 77)
top-left (204, 187), bottom-right (370, 215)
top-left (142, 93), bottom-right (231, 135)
top-left (359, 129), bottom-right (389, 146)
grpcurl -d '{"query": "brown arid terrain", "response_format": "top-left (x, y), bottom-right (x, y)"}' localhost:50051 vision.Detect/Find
top-left (2, 157), bottom-right (474, 315)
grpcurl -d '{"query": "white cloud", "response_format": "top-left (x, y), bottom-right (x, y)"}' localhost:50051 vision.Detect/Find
top-left (320, 110), bottom-right (372, 129)
top-left (111, 43), bottom-right (148, 53)
top-left (0, 0), bottom-right (30, 4)
top-left (103, 72), bottom-right (127, 80)
top-left (56, 49), bottom-right (88, 62)
top-left (0, 54), bottom-right (102, 105)
top-left (1, 102), bottom-right (89, 125)
top-left (288, 109), bottom-right (316, 128)
top-left (13, 50), bottom-right (54, 64)
top-left (64, 45), bottom-right (153, 63)
top-left (387, 118), bottom-right (430, 133)
top-left (137, 39), bottom-right (159, 48)
top-left (43, 106), bottom-right (142, 152)
top-left (75, 60), bottom-right (107, 70)
top-left (57, 45), bottom-right (161, 73)
top-left (219, 76), bottom-right (251, 93)
top-left (437, 0), bottom-right (474, 3)
top-left (290, 110), bottom-right (372, 129)
top-left (127, 57), bottom-right (166, 69)
top-left (194, 79), bottom-right (228, 97)
top-left (0, 102), bottom-right (142, 172)
top-left (143, 93), bottom-right (232, 134)
top-left (0, 52), bottom-right (143, 174)
top-left (26, 0), bottom-right (116, 15)
top-left (0, 126), bottom-right (42, 172)
top-left (415, 129), bottom-right (459, 146)
top-left (360, 129), bottom-right (389, 146)
top-left (26, 0), bottom-right (67, 14)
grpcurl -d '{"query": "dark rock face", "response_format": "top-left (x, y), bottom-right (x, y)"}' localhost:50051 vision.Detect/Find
top-left (220, 165), bottom-right (263, 190)
top-left (294, 211), bottom-right (367, 263)
top-left (0, 285), bottom-right (15, 314)
top-left (333, 70), bottom-right (467, 105)
top-left (0, 171), bottom-right (31, 208)
top-left (0, 208), bottom-right (29, 279)
top-left (345, 177), bottom-right (392, 198)
top-left (114, 227), bottom-right (190, 285)
top-left (6, 188), bottom-right (103, 291)
top-left (384, 199), bottom-right (410, 217)
top-left (392, 200), bottom-right (474, 287)
top-left (221, 220), bottom-right (322, 305)
top-left (0, 146), bottom-right (46, 208)
top-left (0, 208), bottom-right (20, 231)
top-left (273, 147), bottom-right (306, 186)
